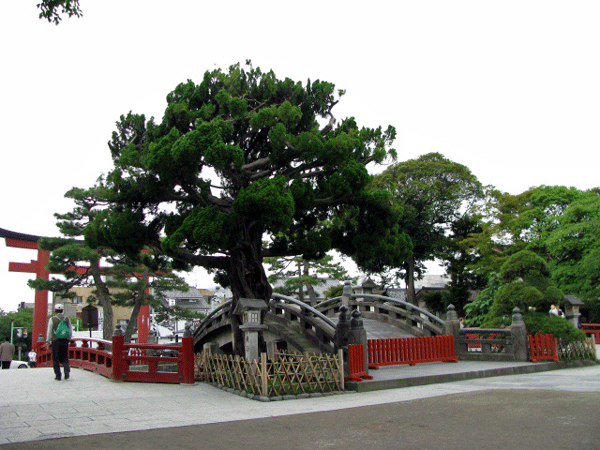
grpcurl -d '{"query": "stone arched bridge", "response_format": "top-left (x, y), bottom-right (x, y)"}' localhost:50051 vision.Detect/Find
top-left (193, 289), bottom-right (446, 356)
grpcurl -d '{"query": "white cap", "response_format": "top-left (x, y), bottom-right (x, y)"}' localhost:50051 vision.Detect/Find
top-left (54, 304), bottom-right (64, 312)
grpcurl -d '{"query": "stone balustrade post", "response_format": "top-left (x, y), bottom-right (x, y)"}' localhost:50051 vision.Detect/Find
top-left (334, 305), bottom-right (351, 376)
top-left (445, 304), bottom-right (461, 355)
top-left (510, 307), bottom-right (528, 361)
top-left (341, 281), bottom-right (352, 308)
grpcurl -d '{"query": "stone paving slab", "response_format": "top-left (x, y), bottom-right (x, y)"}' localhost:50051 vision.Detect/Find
top-left (1, 362), bottom-right (599, 446)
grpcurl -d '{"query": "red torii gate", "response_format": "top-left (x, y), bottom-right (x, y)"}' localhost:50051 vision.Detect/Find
top-left (0, 228), bottom-right (150, 351)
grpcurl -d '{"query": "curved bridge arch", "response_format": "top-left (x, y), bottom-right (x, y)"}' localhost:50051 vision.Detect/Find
top-left (317, 293), bottom-right (445, 337)
top-left (194, 293), bottom-right (446, 355)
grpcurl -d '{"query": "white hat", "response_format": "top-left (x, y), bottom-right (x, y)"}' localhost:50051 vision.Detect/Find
top-left (54, 304), bottom-right (64, 312)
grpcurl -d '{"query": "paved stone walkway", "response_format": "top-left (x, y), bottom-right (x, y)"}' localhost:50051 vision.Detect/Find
top-left (1, 361), bottom-right (599, 448)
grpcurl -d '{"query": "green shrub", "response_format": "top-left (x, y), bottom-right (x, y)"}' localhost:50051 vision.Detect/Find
top-left (522, 313), bottom-right (587, 343)
top-left (486, 282), bottom-right (545, 319)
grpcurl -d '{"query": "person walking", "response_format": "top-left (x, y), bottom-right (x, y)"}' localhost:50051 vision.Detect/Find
top-left (27, 349), bottom-right (37, 368)
top-left (0, 337), bottom-right (16, 369)
top-left (46, 304), bottom-right (73, 380)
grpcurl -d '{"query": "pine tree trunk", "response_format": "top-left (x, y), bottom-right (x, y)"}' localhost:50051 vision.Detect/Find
top-left (406, 256), bottom-right (417, 305)
top-left (124, 297), bottom-right (142, 344)
top-left (90, 262), bottom-right (114, 340)
top-left (227, 222), bottom-right (272, 355)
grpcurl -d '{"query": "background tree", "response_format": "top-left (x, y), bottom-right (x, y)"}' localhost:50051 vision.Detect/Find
top-left (37, 0), bottom-right (82, 24)
top-left (0, 307), bottom-right (34, 355)
top-left (545, 192), bottom-right (600, 321)
top-left (89, 62), bottom-right (409, 354)
top-left (465, 250), bottom-right (585, 341)
top-left (467, 185), bottom-right (599, 321)
top-left (371, 152), bottom-right (483, 305)
top-left (265, 253), bottom-right (355, 305)
top-left (464, 185), bottom-right (585, 274)
top-left (437, 214), bottom-right (486, 316)
top-left (29, 186), bottom-right (187, 341)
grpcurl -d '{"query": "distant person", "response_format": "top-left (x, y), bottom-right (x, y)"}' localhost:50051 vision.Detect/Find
top-left (0, 337), bottom-right (16, 369)
top-left (46, 304), bottom-right (73, 380)
top-left (549, 304), bottom-right (564, 318)
top-left (28, 349), bottom-right (37, 368)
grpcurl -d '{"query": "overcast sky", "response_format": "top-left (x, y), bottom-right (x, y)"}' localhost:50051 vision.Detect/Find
top-left (1, 1), bottom-right (599, 311)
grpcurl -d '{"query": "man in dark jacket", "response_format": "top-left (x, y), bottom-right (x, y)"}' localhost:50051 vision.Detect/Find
top-left (0, 337), bottom-right (15, 369)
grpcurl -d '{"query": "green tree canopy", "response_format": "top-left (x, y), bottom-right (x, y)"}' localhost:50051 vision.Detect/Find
top-left (371, 152), bottom-right (483, 304)
top-left (37, 0), bottom-right (82, 24)
top-left (88, 62), bottom-right (408, 353)
top-left (545, 192), bottom-right (600, 320)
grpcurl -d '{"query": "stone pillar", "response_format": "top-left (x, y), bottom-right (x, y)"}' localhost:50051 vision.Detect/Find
top-left (341, 281), bottom-right (352, 308)
top-left (510, 307), bottom-right (528, 362)
top-left (203, 342), bottom-right (220, 355)
top-left (334, 305), bottom-right (351, 352)
top-left (333, 305), bottom-right (351, 377)
top-left (347, 309), bottom-right (369, 377)
top-left (445, 304), bottom-right (461, 355)
top-left (233, 298), bottom-right (268, 361)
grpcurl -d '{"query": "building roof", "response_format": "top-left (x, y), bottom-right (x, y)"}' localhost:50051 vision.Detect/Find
top-left (161, 286), bottom-right (204, 300)
top-left (160, 287), bottom-right (211, 309)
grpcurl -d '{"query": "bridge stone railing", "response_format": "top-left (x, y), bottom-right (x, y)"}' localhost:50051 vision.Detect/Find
top-left (194, 295), bottom-right (338, 354)
top-left (195, 286), bottom-right (448, 355)
top-left (316, 286), bottom-right (446, 337)
top-left (267, 293), bottom-right (337, 353)
top-left (193, 300), bottom-right (234, 350)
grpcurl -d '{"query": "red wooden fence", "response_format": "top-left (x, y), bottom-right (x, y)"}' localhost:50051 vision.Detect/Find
top-left (37, 336), bottom-right (195, 384)
top-left (368, 336), bottom-right (458, 369)
top-left (581, 323), bottom-right (600, 344)
top-left (529, 334), bottom-right (559, 363)
top-left (345, 344), bottom-right (373, 382)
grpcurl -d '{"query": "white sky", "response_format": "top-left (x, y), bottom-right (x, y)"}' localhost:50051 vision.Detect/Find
top-left (1, 1), bottom-right (599, 311)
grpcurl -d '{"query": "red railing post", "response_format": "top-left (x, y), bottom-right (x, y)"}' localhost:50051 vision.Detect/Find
top-left (180, 337), bottom-right (195, 384)
top-left (529, 334), bottom-right (559, 363)
top-left (345, 344), bottom-right (373, 381)
top-left (112, 335), bottom-right (126, 381)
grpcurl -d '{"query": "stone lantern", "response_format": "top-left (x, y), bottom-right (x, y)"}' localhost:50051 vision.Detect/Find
top-left (564, 295), bottom-right (584, 328)
top-left (233, 298), bottom-right (268, 361)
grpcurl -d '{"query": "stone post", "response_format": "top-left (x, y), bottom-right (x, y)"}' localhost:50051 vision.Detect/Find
top-left (347, 309), bottom-right (369, 377)
top-left (233, 298), bottom-right (268, 361)
top-left (334, 305), bottom-right (351, 352)
top-left (341, 281), bottom-right (352, 308)
top-left (510, 307), bottom-right (528, 362)
top-left (445, 304), bottom-right (461, 356)
top-left (334, 305), bottom-right (351, 376)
